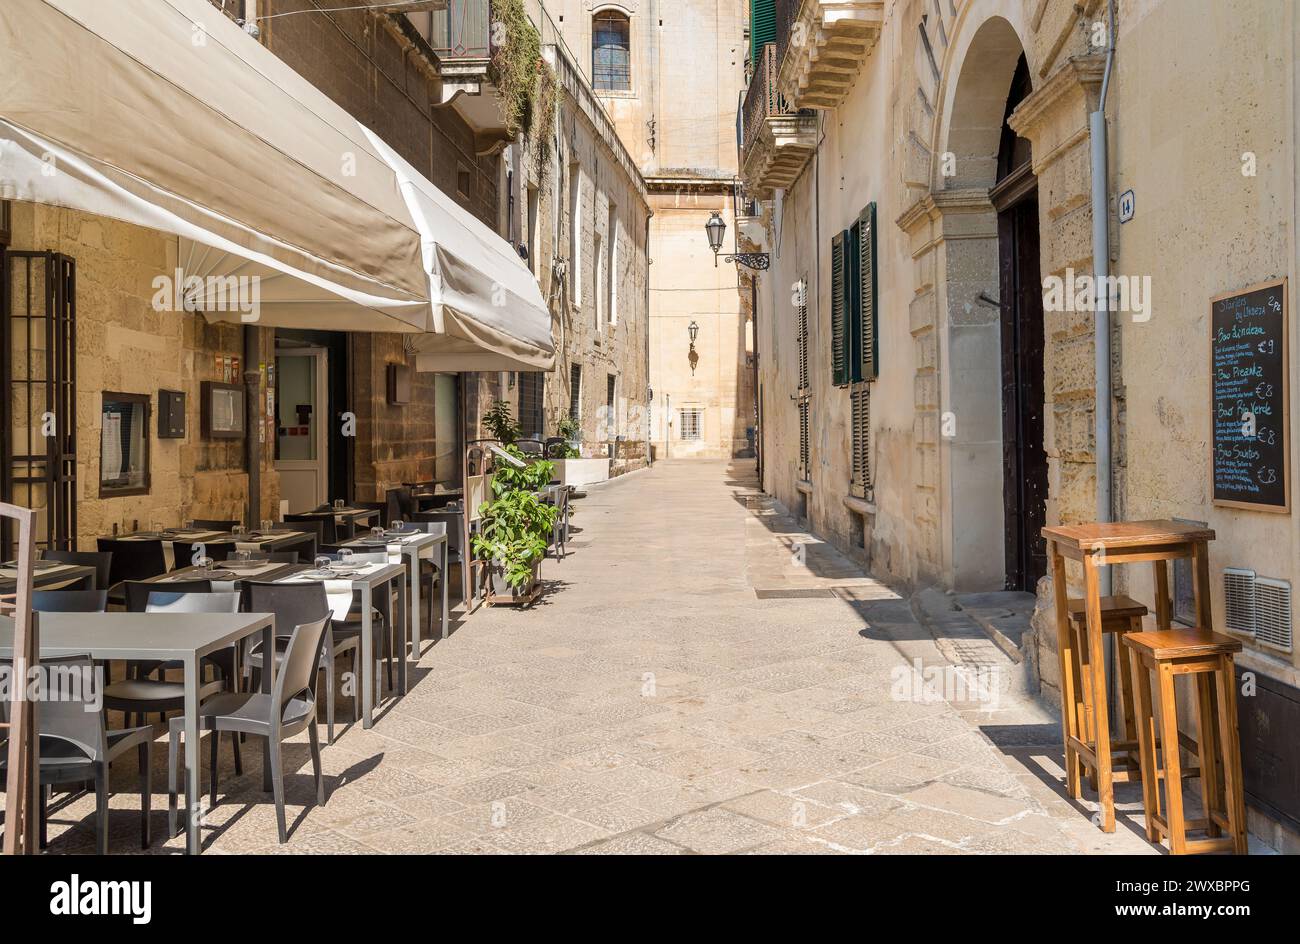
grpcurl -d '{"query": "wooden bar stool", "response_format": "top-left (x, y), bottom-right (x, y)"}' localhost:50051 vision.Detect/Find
top-left (1123, 628), bottom-right (1247, 855)
top-left (1066, 595), bottom-right (1148, 785)
top-left (1042, 519), bottom-right (1215, 833)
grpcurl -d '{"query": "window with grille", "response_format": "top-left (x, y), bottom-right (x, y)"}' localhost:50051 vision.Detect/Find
top-left (679, 408), bottom-right (703, 441)
top-left (569, 363), bottom-right (582, 421)
top-left (593, 11), bottom-right (631, 91)
top-left (519, 372), bottom-right (544, 438)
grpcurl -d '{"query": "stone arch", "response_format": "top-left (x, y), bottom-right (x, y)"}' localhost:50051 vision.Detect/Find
top-left (899, 2), bottom-right (1039, 591)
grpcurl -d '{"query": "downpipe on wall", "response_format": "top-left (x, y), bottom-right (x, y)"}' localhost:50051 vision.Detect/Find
top-left (1090, 0), bottom-right (1117, 705)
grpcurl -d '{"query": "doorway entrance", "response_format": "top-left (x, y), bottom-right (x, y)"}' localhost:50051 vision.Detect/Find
top-left (991, 55), bottom-right (1047, 591)
top-left (274, 346), bottom-right (329, 513)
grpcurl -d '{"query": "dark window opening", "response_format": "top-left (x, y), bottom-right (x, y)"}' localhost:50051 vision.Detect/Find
top-left (100, 392), bottom-right (151, 497)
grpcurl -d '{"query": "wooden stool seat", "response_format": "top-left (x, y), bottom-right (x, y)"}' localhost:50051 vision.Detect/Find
top-left (1067, 594), bottom-right (1148, 630)
top-left (1123, 628), bottom-right (1247, 855)
top-left (1122, 628), bottom-right (1241, 660)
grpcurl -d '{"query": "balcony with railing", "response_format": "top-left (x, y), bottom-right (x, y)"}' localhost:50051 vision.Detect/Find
top-left (392, 0), bottom-right (510, 153)
top-left (740, 42), bottom-right (817, 197)
top-left (777, 0), bottom-right (885, 110)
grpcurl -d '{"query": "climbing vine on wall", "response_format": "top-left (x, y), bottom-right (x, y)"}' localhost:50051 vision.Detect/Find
top-left (489, 0), bottom-right (542, 137)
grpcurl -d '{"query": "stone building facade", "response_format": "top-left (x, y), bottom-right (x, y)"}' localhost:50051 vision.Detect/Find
top-left (742, 0), bottom-right (1300, 849)
top-left (543, 0), bottom-right (754, 460)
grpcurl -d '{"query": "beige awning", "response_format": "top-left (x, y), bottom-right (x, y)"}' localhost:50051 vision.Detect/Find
top-left (0, 0), bottom-right (554, 368)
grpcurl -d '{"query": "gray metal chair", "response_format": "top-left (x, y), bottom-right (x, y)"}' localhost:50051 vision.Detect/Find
top-left (547, 486), bottom-right (570, 560)
top-left (31, 589), bottom-right (108, 612)
top-left (103, 592), bottom-right (239, 728)
top-left (39, 549), bottom-right (112, 589)
top-left (0, 655), bottom-right (153, 853)
top-left (241, 581), bottom-right (361, 745)
top-left (167, 614), bottom-right (331, 843)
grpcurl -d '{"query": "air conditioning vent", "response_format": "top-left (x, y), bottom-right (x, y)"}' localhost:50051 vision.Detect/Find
top-left (1223, 567), bottom-right (1256, 637)
top-left (1254, 578), bottom-right (1294, 653)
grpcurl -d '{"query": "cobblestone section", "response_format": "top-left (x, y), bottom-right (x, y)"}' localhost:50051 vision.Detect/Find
top-left (40, 460), bottom-right (1160, 854)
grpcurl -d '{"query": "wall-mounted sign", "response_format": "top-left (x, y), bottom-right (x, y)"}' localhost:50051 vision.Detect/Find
top-left (1118, 189), bottom-right (1135, 223)
top-left (1211, 277), bottom-right (1289, 511)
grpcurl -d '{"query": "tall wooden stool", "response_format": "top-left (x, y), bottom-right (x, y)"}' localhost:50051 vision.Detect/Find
top-left (1123, 628), bottom-right (1247, 855)
top-left (1066, 595), bottom-right (1149, 786)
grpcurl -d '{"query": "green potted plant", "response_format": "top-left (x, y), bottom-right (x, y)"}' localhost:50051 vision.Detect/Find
top-left (555, 414), bottom-right (582, 454)
top-left (483, 399), bottom-right (521, 445)
top-left (471, 444), bottom-right (558, 602)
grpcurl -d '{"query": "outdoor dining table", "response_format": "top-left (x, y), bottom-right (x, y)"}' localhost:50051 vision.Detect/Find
top-left (0, 560), bottom-right (96, 594)
top-left (0, 610), bottom-right (275, 855)
top-left (339, 527), bottom-right (449, 652)
top-left (273, 559), bottom-right (406, 728)
top-left (293, 506), bottom-right (380, 531)
top-left (1042, 518), bottom-right (1216, 834)
top-left (111, 528), bottom-right (317, 569)
top-left (146, 558), bottom-right (305, 590)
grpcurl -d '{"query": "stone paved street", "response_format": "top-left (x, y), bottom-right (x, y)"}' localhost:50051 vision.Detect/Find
top-left (41, 459), bottom-right (1163, 854)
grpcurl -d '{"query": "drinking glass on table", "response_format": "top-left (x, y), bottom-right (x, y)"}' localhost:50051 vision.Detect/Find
top-left (235, 549), bottom-right (253, 563)
top-left (232, 524), bottom-right (247, 539)
top-left (260, 519), bottom-right (274, 533)
top-left (333, 499), bottom-right (345, 511)
top-left (150, 520), bottom-right (164, 536)
top-left (389, 519), bottom-right (404, 534)
top-left (196, 555), bottom-right (214, 575)
top-left (371, 526), bottom-right (385, 541)
top-left (337, 548), bottom-right (354, 568)
top-left (313, 555), bottom-right (331, 574)
top-left (183, 519), bottom-right (195, 531)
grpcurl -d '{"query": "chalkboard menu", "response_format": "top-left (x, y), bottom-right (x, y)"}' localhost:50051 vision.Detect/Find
top-left (1211, 278), bottom-right (1289, 511)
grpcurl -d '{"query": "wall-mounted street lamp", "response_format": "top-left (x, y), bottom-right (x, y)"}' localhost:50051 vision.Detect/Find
top-left (705, 211), bottom-right (769, 270)
top-left (688, 320), bottom-right (700, 376)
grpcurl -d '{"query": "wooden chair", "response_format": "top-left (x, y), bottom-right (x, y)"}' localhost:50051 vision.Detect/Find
top-left (1122, 628), bottom-right (1247, 854)
top-left (1065, 594), bottom-right (1148, 785)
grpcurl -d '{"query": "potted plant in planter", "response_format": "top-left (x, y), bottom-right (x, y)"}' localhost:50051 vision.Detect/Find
top-left (471, 444), bottom-right (558, 603)
top-left (549, 415), bottom-right (610, 488)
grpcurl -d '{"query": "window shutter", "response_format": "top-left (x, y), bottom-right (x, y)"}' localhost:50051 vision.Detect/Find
top-left (830, 231), bottom-right (848, 387)
top-left (796, 279), bottom-right (809, 393)
top-left (850, 382), bottom-right (871, 498)
top-left (857, 202), bottom-right (879, 381)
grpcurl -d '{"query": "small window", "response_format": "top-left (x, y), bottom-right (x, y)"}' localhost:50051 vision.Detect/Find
top-left (569, 363), bottom-right (583, 421)
top-left (679, 408), bottom-right (703, 441)
top-left (527, 185), bottom-right (541, 277)
top-left (569, 163), bottom-right (582, 303)
top-left (100, 392), bottom-right (151, 496)
top-left (594, 232), bottom-right (606, 330)
top-left (457, 164), bottom-right (473, 200)
top-left (606, 374), bottom-right (616, 412)
top-left (593, 10), bottom-right (631, 92)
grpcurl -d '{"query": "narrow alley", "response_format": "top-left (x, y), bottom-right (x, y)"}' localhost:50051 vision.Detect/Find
top-left (94, 460), bottom-right (1154, 855)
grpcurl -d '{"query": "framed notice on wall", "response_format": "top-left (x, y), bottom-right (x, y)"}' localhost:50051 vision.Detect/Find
top-left (1211, 277), bottom-right (1289, 512)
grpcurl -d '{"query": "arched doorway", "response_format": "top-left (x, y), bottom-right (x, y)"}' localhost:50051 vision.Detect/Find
top-left (990, 55), bottom-right (1047, 592)
top-left (926, 13), bottom-right (1045, 592)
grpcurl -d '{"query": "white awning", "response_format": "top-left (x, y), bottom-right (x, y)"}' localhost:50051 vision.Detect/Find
top-left (0, 0), bottom-right (554, 369)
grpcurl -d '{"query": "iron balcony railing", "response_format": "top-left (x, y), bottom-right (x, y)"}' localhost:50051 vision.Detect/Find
top-left (773, 0), bottom-right (802, 71)
top-left (427, 0), bottom-right (492, 61)
top-left (741, 42), bottom-right (801, 159)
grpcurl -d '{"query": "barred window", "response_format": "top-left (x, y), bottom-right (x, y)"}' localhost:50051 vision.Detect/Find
top-left (679, 408), bottom-right (703, 441)
top-left (593, 11), bottom-right (631, 91)
top-left (569, 364), bottom-right (583, 421)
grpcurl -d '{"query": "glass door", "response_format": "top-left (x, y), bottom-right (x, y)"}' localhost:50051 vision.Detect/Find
top-left (274, 347), bottom-right (328, 513)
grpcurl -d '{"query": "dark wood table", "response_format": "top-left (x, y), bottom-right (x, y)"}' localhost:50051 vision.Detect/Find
top-left (0, 561), bottom-right (96, 594)
top-left (1042, 519), bottom-right (1216, 833)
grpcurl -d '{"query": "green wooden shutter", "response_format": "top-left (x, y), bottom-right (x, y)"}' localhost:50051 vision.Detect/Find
top-left (857, 202), bottom-right (879, 381)
top-left (831, 230), bottom-right (848, 387)
top-left (750, 0), bottom-right (776, 65)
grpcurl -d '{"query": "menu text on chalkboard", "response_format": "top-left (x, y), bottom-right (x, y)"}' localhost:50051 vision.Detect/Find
top-left (1211, 278), bottom-right (1289, 511)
